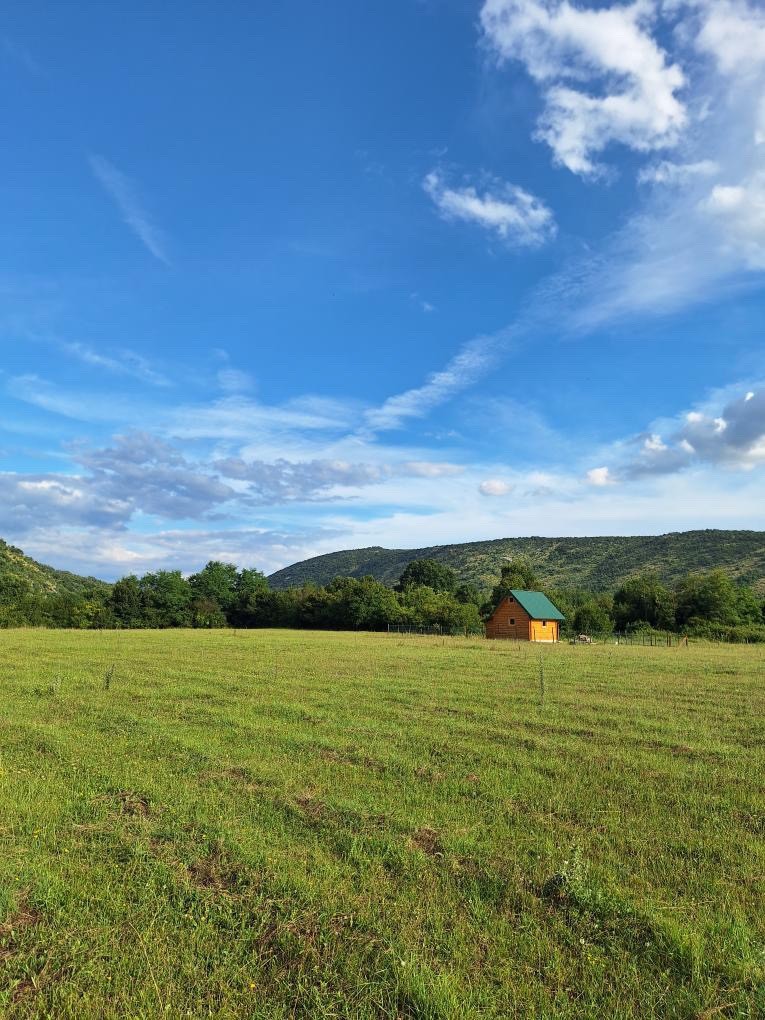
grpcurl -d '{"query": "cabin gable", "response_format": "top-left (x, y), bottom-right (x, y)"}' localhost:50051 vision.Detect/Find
top-left (485, 595), bottom-right (531, 640)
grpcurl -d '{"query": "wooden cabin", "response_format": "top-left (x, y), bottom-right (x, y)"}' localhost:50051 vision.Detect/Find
top-left (485, 589), bottom-right (564, 642)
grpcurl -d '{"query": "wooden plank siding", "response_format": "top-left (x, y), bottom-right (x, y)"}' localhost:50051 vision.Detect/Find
top-left (485, 596), bottom-right (531, 640)
top-left (530, 619), bottom-right (560, 642)
top-left (486, 596), bottom-right (560, 642)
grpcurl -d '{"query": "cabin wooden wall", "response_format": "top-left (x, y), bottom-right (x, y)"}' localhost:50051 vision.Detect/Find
top-left (485, 596), bottom-right (531, 640)
top-left (529, 619), bottom-right (559, 642)
top-left (486, 597), bottom-right (560, 641)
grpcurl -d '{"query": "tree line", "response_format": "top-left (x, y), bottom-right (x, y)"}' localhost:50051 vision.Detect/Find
top-left (1, 555), bottom-right (764, 640)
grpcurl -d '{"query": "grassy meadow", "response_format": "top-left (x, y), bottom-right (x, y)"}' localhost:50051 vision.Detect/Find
top-left (1, 629), bottom-right (763, 1019)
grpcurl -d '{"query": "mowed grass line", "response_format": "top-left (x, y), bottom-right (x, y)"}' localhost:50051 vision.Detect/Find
top-left (0, 629), bottom-right (763, 1019)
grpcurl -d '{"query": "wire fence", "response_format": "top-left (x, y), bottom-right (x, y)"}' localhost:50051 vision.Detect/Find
top-left (385, 623), bottom-right (485, 637)
top-left (613, 631), bottom-right (689, 646)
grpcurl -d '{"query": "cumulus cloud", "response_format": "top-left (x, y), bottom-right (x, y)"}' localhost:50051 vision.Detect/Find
top-left (0, 473), bottom-right (130, 535)
top-left (690, 0), bottom-right (765, 78)
top-left (75, 431), bottom-right (238, 520)
top-left (480, 0), bottom-right (687, 176)
top-left (586, 466), bottom-right (612, 486)
top-left (215, 456), bottom-right (465, 503)
top-left (479, 478), bottom-right (513, 496)
top-left (701, 173), bottom-right (765, 268)
top-left (595, 387), bottom-right (765, 480)
top-left (424, 170), bottom-right (556, 245)
top-left (90, 155), bottom-right (169, 264)
top-left (215, 457), bottom-right (387, 503)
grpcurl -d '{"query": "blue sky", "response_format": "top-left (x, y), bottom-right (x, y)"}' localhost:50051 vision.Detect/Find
top-left (2, 0), bottom-right (764, 579)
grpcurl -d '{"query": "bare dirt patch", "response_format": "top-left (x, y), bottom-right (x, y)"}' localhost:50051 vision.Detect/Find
top-left (294, 793), bottom-right (326, 822)
top-left (319, 748), bottom-right (387, 773)
top-left (96, 790), bottom-right (151, 817)
top-left (0, 900), bottom-right (43, 940)
top-left (187, 849), bottom-right (242, 894)
top-left (410, 827), bottom-right (445, 858)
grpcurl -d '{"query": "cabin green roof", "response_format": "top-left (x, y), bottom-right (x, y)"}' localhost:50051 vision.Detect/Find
top-left (510, 589), bottom-right (565, 621)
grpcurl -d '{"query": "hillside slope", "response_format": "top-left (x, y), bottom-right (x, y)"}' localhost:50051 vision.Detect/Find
top-left (268, 530), bottom-right (765, 594)
top-left (0, 539), bottom-right (110, 600)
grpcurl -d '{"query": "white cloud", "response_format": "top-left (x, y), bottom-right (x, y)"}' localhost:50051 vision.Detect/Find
top-left (362, 329), bottom-right (510, 433)
top-left (643, 433), bottom-right (666, 452)
top-left (586, 466), bottom-right (612, 486)
top-left (402, 461), bottom-right (463, 478)
top-left (90, 155), bottom-right (169, 264)
top-left (595, 386), bottom-right (765, 479)
top-left (480, 0), bottom-right (687, 175)
top-left (479, 478), bottom-right (513, 496)
top-left (692, 0), bottom-right (765, 78)
top-left (217, 368), bottom-right (254, 393)
top-left (62, 342), bottom-right (169, 386)
top-left (423, 170), bottom-right (556, 246)
top-left (701, 173), bottom-right (765, 267)
top-left (638, 159), bottom-right (719, 185)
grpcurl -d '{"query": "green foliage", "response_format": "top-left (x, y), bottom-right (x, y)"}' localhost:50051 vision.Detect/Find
top-left (189, 561), bottom-right (240, 613)
top-left (268, 529), bottom-right (765, 595)
top-left (572, 597), bottom-right (614, 636)
top-left (454, 582), bottom-right (482, 606)
top-left (613, 574), bottom-right (676, 631)
top-left (676, 569), bottom-right (742, 628)
top-left (110, 576), bottom-right (143, 628)
top-left (397, 558), bottom-right (457, 593)
top-left (486, 558), bottom-right (540, 614)
top-left (1, 535), bottom-right (764, 640)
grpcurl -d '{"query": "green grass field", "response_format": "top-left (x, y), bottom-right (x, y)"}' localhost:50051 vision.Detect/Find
top-left (1, 630), bottom-right (763, 1019)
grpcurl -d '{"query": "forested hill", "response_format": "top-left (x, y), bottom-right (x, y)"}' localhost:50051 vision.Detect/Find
top-left (0, 539), bottom-right (110, 601)
top-left (268, 530), bottom-right (765, 594)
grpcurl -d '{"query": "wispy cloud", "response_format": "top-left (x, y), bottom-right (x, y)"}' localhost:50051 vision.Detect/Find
top-left (1, 36), bottom-right (41, 74)
top-left (89, 155), bottom-right (170, 264)
top-left (424, 170), bottom-right (556, 246)
top-left (217, 368), bottom-right (255, 393)
top-left (62, 342), bottom-right (169, 386)
top-left (638, 159), bottom-right (719, 186)
top-left (362, 327), bottom-right (515, 434)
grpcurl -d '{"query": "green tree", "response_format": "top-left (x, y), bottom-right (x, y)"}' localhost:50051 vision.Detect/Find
top-left (331, 576), bottom-right (403, 630)
top-left (573, 599), bottom-right (614, 636)
top-left (613, 574), bottom-right (675, 631)
top-left (189, 561), bottom-right (239, 615)
top-left (139, 571), bottom-right (193, 628)
top-left (235, 568), bottom-right (269, 603)
top-left (191, 597), bottom-right (227, 628)
top-left (455, 582), bottom-right (482, 606)
top-left (397, 559), bottom-right (457, 594)
top-left (400, 585), bottom-right (482, 633)
top-left (109, 575), bottom-right (144, 628)
top-left (736, 587), bottom-right (765, 625)
top-left (675, 570), bottom-right (740, 628)
top-left (485, 558), bottom-right (540, 615)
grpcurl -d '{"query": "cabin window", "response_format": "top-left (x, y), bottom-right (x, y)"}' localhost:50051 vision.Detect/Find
top-left (510, 618), bottom-right (515, 625)
top-left (542, 620), bottom-right (547, 626)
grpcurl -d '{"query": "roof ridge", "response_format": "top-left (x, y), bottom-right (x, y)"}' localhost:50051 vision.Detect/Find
top-left (508, 589), bottom-right (565, 621)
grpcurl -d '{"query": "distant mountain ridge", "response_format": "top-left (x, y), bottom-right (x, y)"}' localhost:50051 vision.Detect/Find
top-left (0, 539), bottom-right (110, 600)
top-left (268, 530), bottom-right (765, 595)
